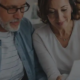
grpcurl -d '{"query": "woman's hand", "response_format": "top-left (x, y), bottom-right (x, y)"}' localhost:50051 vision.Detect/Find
top-left (56, 75), bottom-right (62, 80)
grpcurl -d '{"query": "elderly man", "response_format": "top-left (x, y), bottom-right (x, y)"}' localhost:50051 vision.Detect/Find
top-left (0, 0), bottom-right (47, 80)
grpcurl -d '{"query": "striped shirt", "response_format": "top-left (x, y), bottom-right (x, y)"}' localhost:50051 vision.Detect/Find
top-left (0, 32), bottom-right (24, 80)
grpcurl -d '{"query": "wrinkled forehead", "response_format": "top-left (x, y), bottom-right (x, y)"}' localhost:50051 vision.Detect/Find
top-left (0, 0), bottom-right (26, 6)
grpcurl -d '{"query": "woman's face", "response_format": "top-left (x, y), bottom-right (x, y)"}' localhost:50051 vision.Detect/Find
top-left (47, 0), bottom-right (72, 29)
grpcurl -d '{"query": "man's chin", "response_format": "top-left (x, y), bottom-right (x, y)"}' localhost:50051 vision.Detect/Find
top-left (11, 25), bottom-right (20, 32)
top-left (6, 23), bottom-right (20, 32)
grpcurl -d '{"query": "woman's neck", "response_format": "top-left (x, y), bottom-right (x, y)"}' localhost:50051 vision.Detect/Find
top-left (51, 20), bottom-right (74, 37)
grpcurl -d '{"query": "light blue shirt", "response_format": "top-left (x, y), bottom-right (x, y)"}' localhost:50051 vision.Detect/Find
top-left (0, 18), bottom-right (47, 80)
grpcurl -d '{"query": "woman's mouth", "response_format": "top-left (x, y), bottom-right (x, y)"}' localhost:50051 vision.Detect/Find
top-left (57, 21), bottom-right (64, 26)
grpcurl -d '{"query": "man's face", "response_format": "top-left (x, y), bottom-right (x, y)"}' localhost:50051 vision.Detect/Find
top-left (0, 0), bottom-right (26, 32)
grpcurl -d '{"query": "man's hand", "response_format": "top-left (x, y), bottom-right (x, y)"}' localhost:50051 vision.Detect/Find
top-left (56, 75), bottom-right (62, 80)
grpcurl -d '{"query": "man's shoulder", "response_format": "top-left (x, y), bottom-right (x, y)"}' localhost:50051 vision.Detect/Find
top-left (20, 17), bottom-right (32, 28)
top-left (19, 17), bottom-right (34, 33)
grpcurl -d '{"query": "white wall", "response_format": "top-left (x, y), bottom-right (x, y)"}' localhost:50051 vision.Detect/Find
top-left (24, 0), bottom-right (42, 24)
top-left (24, 0), bottom-right (33, 22)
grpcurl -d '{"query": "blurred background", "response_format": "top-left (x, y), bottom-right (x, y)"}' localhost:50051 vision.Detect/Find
top-left (24, 0), bottom-right (41, 24)
top-left (24, 0), bottom-right (45, 28)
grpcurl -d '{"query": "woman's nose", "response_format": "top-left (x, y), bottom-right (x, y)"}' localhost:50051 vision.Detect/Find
top-left (56, 11), bottom-right (64, 22)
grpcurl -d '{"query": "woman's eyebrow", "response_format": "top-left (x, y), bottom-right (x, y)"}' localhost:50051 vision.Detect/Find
top-left (48, 5), bottom-right (68, 11)
top-left (49, 8), bottom-right (55, 10)
top-left (61, 5), bottom-right (68, 8)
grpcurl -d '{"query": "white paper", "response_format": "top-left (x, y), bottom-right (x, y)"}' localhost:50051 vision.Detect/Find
top-left (66, 60), bottom-right (80, 80)
top-left (62, 74), bottom-right (68, 80)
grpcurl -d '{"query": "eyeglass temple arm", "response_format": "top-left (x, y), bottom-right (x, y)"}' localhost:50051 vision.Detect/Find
top-left (0, 4), bottom-right (8, 10)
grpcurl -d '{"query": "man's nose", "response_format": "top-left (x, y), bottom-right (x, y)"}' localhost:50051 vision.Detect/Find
top-left (13, 9), bottom-right (23, 19)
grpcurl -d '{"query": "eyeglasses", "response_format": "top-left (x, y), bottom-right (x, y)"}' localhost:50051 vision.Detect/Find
top-left (0, 2), bottom-right (30, 14)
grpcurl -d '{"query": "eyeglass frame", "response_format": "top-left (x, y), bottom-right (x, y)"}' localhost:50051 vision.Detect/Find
top-left (0, 2), bottom-right (30, 14)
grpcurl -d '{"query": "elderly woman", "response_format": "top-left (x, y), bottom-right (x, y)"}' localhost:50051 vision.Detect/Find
top-left (33, 0), bottom-right (80, 80)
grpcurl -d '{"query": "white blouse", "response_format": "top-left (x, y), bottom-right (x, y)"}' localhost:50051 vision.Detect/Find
top-left (33, 20), bottom-right (80, 80)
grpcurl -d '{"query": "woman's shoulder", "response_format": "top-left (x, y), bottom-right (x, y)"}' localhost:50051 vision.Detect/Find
top-left (73, 19), bottom-right (80, 35)
top-left (74, 19), bottom-right (80, 26)
top-left (33, 24), bottom-right (51, 35)
top-left (73, 19), bottom-right (80, 30)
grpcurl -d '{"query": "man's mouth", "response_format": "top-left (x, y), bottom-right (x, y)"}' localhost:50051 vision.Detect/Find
top-left (10, 21), bottom-right (20, 26)
top-left (10, 19), bottom-right (20, 26)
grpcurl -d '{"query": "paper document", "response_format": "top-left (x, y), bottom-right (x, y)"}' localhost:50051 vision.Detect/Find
top-left (66, 60), bottom-right (80, 80)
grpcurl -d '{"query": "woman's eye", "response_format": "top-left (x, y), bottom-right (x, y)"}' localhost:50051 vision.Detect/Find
top-left (50, 12), bottom-right (55, 14)
top-left (62, 9), bottom-right (67, 11)
top-left (48, 11), bottom-right (55, 14)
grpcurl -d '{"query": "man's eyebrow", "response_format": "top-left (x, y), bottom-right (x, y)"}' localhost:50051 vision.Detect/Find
top-left (22, 2), bottom-right (27, 5)
top-left (6, 2), bottom-right (27, 7)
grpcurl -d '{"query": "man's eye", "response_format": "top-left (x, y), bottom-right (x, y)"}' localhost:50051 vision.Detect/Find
top-left (8, 8), bottom-right (15, 9)
top-left (7, 6), bottom-right (16, 9)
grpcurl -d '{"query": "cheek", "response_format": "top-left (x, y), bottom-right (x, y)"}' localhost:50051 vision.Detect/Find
top-left (21, 13), bottom-right (24, 18)
top-left (0, 13), bottom-right (13, 23)
top-left (0, 9), bottom-right (13, 22)
top-left (66, 10), bottom-right (72, 19)
top-left (47, 16), bottom-right (55, 23)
